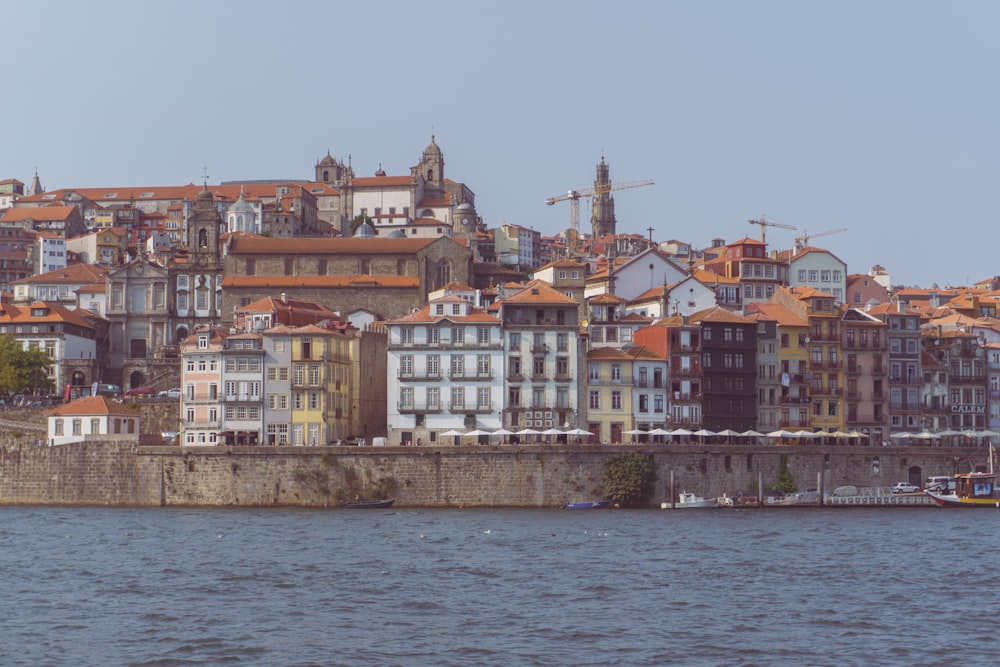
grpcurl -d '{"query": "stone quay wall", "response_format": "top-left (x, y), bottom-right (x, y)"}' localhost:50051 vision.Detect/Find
top-left (0, 440), bottom-right (979, 507)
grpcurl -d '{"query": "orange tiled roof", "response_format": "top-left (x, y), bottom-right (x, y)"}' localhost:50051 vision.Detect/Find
top-left (1, 205), bottom-right (77, 222)
top-left (502, 280), bottom-right (579, 305)
top-left (745, 302), bottom-right (809, 327)
top-left (226, 235), bottom-right (439, 255)
top-left (14, 263), bottom-right (108, 286)
top-left (47, 395), bottom-right (139, 417)
top-left (223, 275), bottom-right (419, 289)
top-left (388, 302), bottom-right (499, 324)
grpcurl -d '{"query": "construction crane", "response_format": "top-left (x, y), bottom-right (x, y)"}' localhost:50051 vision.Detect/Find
top-left (545, 177), bottom-right (654, 255)
top-left (795, 227), bottom-right (847, 252)
top-left (748, 216), bottom-right (797, 244)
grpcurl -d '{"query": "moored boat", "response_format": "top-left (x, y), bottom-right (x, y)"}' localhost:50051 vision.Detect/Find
top-left (925, 444), bottom-right (1000, 508)
top-left (342, 498), bottom-right (396, 509)
top-left (661, 491), bottom-right (723, 509)
top-left (564, 500), bottom-right (612, 509)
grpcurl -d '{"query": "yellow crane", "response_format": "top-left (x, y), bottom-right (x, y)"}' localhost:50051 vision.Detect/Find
top-left (545, 177), bottom-right (653, 255)
top-left (795, 227), bottom-right (847, 252)
top-left (748, 216), bottom-right (796, 244)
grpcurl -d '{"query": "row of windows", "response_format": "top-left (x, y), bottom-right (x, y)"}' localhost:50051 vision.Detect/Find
top-left (399, 326), bottom-right (494, 345)
top-left (399, 386), bottom-right (493, 408)
top-left (797, 269), bottom-right (843, 283)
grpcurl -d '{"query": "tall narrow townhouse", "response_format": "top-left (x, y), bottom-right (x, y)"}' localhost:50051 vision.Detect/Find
top-left (866, 302), bottom-right (923, 434)
top-left (217, 331), bottom-right (264, 446)
top-left (841, 307), bottom-right (889, 443)
top-left (770, 286), bottom-right (843, 432)
top-left (496, 281), bottom-right (582, 436)
top-left (585, 348), bottom-right (635, 443)
top-left (179, 327), bottom-right (227, 445)
top-left (745, 302), bottom-right (810, 432)
top-left (745, 314), bottom-right (780, 433)
top-left (926, 327), bottom-right (988, 432)
top-left (627, 346), bottom-right (669, 437)
top-left (262, 325), bottom-right (293, 445)
top-left (386, 294), bottom-right (503, 446)
top-left (288, 324), bottom-right (353, 446)
top-left (692, 306), bottom-right (758, 432)
top-left (634, 315), bottom-right (704, 430)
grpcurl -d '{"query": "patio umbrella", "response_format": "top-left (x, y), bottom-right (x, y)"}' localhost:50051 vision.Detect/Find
top-left (914, 431), bottom-right (938, 440)
top-left (767, 430), bottom-right (794, 438)
top-left (669, 428), bottom-right (693, 436)
top-left (623, 429), bottom-right (647, 435)
top-left (440, 429), bottom-right (465, 436)
top-left (693, 428), bottom-right (717, 437)
top-left (740, 429), bottom-right (764, 438)
top-left (830, 430), bottom-right (852, 438)
top-left (565, 428), bottom-right (593, 436)
top-left (515, 428), bottom-right (541, 435)
top-left (716, 429), bottom-right (741, 437)
top-left (491, 428), bottom-right (514, 436)
top-left (889, 432), bottom-right (913, 440)
top-left (542, 428), bottom-right (565, 436)
top-left (847, 431), bottom-right (868, 440)
top-left (794, 430), bottom-right (818, 438)
top-left (977, 429), bottom-right (1000, 437)
top-left (465, 429), bottom-right (490, 437)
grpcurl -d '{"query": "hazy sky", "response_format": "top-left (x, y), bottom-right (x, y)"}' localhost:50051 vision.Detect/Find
top-left (4, 1), bottom-right (998, 288)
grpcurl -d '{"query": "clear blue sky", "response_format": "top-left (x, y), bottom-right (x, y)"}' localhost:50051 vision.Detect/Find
top-left (4, 1), bottom-right (998, 288)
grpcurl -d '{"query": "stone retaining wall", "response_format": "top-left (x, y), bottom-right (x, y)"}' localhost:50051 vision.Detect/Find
top-left (0, 440), bottom-right (978, 507)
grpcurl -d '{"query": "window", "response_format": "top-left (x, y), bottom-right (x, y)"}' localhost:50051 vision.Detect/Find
top-left (451, 355), bottom-right (464, 376)
top-left (476, 354), bottom-right (490, 376)
top-left (477, 387), bottom-right (491, 409)
top-left (452, 328), bottom-right (464, 345)
top-left (427, 328), bottom-right (440, 344)
top-left (509, 332), bottom-right (520, 349)
top-left (427, 387), bottom-right (440, 409)
top-left (400, 327), bottom-right (413, 345)
top-left (478, 327), bottom-right (490, 345)
top-left (426, 355), bottom-right (438, 377)
top-left (611, 390), bottom-right (622, 410)
top-left (451, 387), bottom-right (464, 410)
top-left (589, 390), bottom-right (600, 410)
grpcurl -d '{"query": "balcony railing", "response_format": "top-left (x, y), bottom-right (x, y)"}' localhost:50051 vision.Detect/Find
top-left (448, 401), bottom-right (495, 414)
top-left (396, 402), bottom-right (444, 414)
top-left (398, 371), bottom-right (443, 382)
top-left (449, 370), bottom-right (493, 380)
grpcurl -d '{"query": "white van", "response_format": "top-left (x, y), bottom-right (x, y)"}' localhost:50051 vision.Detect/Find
top-left (925, 475), bottom-right (954, 493)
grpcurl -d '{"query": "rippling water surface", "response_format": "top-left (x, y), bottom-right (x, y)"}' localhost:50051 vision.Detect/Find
top-left (1, 506), bottom-right (998, 666)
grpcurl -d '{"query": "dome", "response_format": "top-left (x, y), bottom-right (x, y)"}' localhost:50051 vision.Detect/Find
top-left (318, 151), bottom-right (337, 167)
top-left (387, 229), bottom-right (406, 238)
top-left (354, 221), bottom-right (377, 237)
top-left (197, 185), bottom-right (213, 202)
top-left (455, 202), bottom-right (474, 212)
top-left (228, 190), bottom-right (254, 215)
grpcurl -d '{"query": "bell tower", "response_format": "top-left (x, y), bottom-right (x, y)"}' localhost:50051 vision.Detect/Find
top-left (590, 157), bottom-right (617, 239)
top-left (187, 185), bottom-right (221, 266)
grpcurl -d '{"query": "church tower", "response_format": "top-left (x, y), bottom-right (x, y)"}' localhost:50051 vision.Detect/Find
top-left (416, 135), bottom-right (444, 195)
top-left (26, 170), bottom-right (44, 196)
top-left (590, 157), bottom-right (617, 239)
top-left (186, 185), bottom-right (221, 266)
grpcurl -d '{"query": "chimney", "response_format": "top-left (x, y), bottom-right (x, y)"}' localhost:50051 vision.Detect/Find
top-left (281, 292), bottom-right (287, 303)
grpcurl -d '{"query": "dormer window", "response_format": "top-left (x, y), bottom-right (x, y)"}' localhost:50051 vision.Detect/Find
top-left (452, 304), bottom-right (461, 315)
top-left (30, 307), bottom-right (48, 317)
top-left (198, 335), bottom-right (209, 349)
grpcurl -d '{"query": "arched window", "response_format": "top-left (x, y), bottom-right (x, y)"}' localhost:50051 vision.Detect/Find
top-left (427, 169), bottom-right (434, 181)
top-left (198, 229), bottom-right (208, 248)
top-left (323, 170), bottom-right (329, 181)
top-left (437, 259), bottom-right (451, 287)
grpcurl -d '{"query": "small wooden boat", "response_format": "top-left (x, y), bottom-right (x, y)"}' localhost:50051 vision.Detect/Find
top-left (661, 491), bottom-right (722, 509)
top-left (342, 498), bottom-right (396, 509)
top-left (564, 500), bottom-right (612, 509)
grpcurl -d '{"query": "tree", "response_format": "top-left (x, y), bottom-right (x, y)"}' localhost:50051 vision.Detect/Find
top-left (0, 334), bottom-right (55, 396)
top-left (768, 454), bottom-right (797, 494)
top-left (602, 451), bottom-right (656, 507)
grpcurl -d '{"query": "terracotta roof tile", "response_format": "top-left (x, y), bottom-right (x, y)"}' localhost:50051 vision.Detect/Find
top-left (47, 395), bottom-right (139, 417)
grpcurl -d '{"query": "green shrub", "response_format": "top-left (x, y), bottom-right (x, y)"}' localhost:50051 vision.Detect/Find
top-left (602, 452), bottom-right (655, 507)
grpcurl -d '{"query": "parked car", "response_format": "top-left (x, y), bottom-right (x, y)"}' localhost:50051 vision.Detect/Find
top-left (157, 388), bottom-right (181, 399)
top-left (891, 481), bottom-right (921, 494)
top-left (924, 475), bottom-right (953, 493)
top-left (126, 386), bottom-right (155, 397)
top-left (831, 485), bottom-right (859, 497)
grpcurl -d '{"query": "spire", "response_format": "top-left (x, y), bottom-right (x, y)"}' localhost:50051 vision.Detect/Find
top-left (27, 169), bottom-right (43, 196)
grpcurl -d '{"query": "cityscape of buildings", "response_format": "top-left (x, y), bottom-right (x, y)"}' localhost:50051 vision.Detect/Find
top-left (3, 137), bottom-right (1000, 447)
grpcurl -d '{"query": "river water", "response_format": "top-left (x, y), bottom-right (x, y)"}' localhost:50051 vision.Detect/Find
top-left (1, 505), bottom-right (996, 666)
